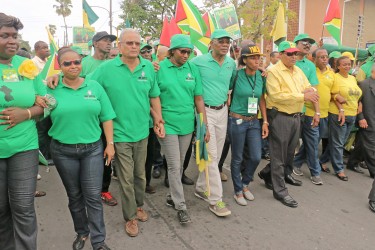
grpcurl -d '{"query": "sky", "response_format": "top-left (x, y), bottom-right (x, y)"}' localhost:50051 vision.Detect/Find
top-left (2, 0), bottom-right (204, 50)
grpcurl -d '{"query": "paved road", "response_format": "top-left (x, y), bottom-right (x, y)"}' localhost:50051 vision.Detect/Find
top-left (35, 155), bottom-right (375, 250)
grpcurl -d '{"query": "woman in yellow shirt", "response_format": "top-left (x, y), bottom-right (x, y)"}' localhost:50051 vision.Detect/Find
top-left (324, 56), bottom-right (362, 181)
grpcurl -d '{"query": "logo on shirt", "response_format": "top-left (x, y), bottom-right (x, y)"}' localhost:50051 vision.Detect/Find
top-left (0, 85), bottom-right (14, 102)
top-left (186, 73), bottom-right (194, 81)
top-left (138, 71), bottom-right (148, 81)
top-left (348, 88), bottom-right (360, 96)
top-left (84, 90), bottom-right (97, 100)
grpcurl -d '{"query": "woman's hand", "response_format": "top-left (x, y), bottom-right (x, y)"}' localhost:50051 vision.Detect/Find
top-left (262, 122), bottom-right (269, 139)
top-left (154, 122), bottom-right (165, 138)
top-left (0, 107), bottom-right (29, 130)
top-left (338, 111), bottom-right (345, 126)
top-left (359, 119), bottom-right (368, 129)
top-left (103, 144), bottom-right (115, 166)
top-left (35, 95), bottom-right (48, 108)
top-left (312, 114), bottom-right (320, 128)
top-left (45, 74), bottom-right (60, 89)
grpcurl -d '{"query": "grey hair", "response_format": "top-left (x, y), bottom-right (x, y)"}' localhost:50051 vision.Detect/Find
top-left (119, 28), bottom-right (140, 41)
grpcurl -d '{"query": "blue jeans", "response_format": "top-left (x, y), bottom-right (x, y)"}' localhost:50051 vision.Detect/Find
top-left (293, 116), bottom-right (321, 176)
top-left (0, 149), bottom-right (38, 250)
top-left (50, 139), bottom-right (106, 249)
top-left (228, 117), bottom-right (262, 194)
top-left (326, 114), bottom-right (355, 173)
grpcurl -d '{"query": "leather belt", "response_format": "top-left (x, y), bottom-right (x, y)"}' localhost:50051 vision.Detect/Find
top-left (278, 111), bottom-right (303, 118)
top-left (204, 102), bottom-right (226, 110)
top-left (229, 111), bottom-right (257, 121)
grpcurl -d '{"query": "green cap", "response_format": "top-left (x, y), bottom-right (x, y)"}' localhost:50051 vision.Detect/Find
top-left (210, 29), bottom-right (232, 40)
top-left (169, 34), bottom-right (194, 50)
top-left (70, 46), bottom-right (83, 55)
top-left (329, 51), bottom-right (341, 59)
top-left (278, 41), bottom-right (300, 53)
top-left (368, 44), bottom-right (375, 56)
top-left (140, 43), bottom-right (152, 50)
top-left (293, 33), bottom-right (315, 44)
top-left (88, 40), bottom-right (93, 47)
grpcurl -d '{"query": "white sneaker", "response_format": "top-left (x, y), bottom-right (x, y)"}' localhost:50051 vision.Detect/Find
top-left (209, 201), bottom-right (231, 217)
top-left (242, 188), bottom-right (255, 201)
top-left (37, 174), bottom-right (41, 180)
top-left (234, 194), bottom-right (247, 206)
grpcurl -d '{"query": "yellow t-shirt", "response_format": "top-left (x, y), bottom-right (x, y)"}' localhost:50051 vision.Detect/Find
top-left (329, 73), bottom-right (362, 116)
top-left (305, 67), bottom-right (335, 118)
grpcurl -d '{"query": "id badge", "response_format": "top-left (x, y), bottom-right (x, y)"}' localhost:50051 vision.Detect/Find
top-left (2, 69), bottom-right (19, 82)
top-left (248, 97), bottom-right (258, 114)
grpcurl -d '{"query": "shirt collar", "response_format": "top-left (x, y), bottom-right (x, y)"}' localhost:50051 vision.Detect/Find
top-left (58, 79), bottom-right (88, 90)
top-left (165, 58), bottom-right (188, 69)
top-left (114, 54), bottom-right (147, 69)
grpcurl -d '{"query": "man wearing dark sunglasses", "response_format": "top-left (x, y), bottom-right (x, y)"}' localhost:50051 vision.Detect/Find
top-left (258, 41), bottom-right (319, 208)
top-left (140, 43), bottom-right (153, 62)
top-left (291, 34), bottom-right (320, 183)
top-left (190, 29), bottom-right (236, 217)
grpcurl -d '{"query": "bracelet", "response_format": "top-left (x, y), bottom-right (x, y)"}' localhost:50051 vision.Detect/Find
top-left (263, 121), bottom-right (269, 125)
top-left (108, 141), bottom-right (114, 145)
top-left (315, 112), bottom-right (321, 116)
top-left (26, 109), bottom-right (32, 120)
top-left (339, 109), bottom-right (345, 113)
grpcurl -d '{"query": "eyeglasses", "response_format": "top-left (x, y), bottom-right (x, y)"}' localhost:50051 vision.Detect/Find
top-left (61, 60), bottom-right (81, 67)
top-left (177, 49), bottom-right (192, 55)
top-left (140, 49), bottom-right (152, 54)
top-left (285, 52), bottom-right (298, 57)
top-left (123, 41), bottom-right (141, 47)
top-left (300, 41), bottom-right (311, 46)
top-left (214, 38), bottom-right (232, 45)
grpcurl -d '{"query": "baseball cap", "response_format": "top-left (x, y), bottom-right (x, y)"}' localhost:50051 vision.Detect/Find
top-left (293, 33), bottom-right (315, 44)
top-left (342, 51), bottom-right (355, 60)
top-left (140, 43), bottom-right (152, 50)
top-left (92, 31), bottom-right (117, 43)
top-left (241, 44), bottom-right (265, 56)
top-left (329, 51), bottom-right (341, 59)
top-left (169, 34), bottom-right (194, 50)
top-left (278, 41), bottom-right (300, 53)
top-left (210, 29), bottom-right (232, 40)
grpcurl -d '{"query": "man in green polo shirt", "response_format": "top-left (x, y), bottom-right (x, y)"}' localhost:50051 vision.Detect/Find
top-left (88, 28), bottom-right (164, 237)
top-left (140, 43), bottom-right (153, 62)
top-left (357, 44), bottom-right (375, 82)
top-left (190, 29), bottom-right (236, 217)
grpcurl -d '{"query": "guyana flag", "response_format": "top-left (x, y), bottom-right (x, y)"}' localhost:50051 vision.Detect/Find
top-left (270, 3), bottom-right (286, 46)
top-left (83, 0), bottom-right (98, 30)
top-left (202, 12), bottom-right (218, 38)
top-left (323, 0), bottom-right (341, 46)
top-left (39, 27), bottom-right (60, 81)
top-left (175, 0), bottom-right (210, 54)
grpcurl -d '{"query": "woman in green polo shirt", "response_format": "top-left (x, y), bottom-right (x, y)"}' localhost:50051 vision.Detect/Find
top-left (48, 48), bottom-right (115, 250)
top-left (229, 44), bottom-right (269, 206)
top-left (157, 34), bottom-right (208, 224)
top-left (0, 13), bottom-right (46, 250)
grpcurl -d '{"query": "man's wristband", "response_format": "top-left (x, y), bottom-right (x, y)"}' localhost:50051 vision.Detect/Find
top-left (339, 109), bottom-right (345, 113)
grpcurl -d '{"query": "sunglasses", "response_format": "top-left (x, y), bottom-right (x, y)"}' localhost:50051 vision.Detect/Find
top-left (300, 41), bottom-right (311, 46)
top-left (285, 52), bottom-right (298, 57)
top-left (123, 41), bottom-right (141, 46)
top-left (140, 49), bottom-right (152, 54)
top-left (61, 60), bottom-right (81, 67)
top-left (177, 49), bottom-right (192, 55)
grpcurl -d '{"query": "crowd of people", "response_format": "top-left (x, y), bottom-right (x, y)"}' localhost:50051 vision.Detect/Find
top-left (1, 11), bottom-right (375, 250)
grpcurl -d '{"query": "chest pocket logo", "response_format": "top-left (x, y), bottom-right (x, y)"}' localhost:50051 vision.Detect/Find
top-left (84, 90), bottom-right (97, 100)
top-left (138, 71), bottom-right (148, 82)
top-left (186, 73), bottom-right (195, 81)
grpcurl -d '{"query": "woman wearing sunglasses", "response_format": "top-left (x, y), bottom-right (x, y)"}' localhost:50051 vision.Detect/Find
top-left (157, 34), bottom-right (209, 224)
top-left (229, 44), bottom-right (269, 206)
top-left (322, 56), bottom-right (362, 181)
top-left (47, 48), bottom-right (115, 250)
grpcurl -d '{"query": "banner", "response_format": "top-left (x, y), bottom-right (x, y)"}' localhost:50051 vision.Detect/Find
top-left (213, 5), bottom-right (241, 40)
top-left (73, 27), bottom-right (95, 55)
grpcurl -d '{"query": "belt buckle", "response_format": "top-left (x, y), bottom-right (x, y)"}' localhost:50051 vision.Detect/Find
top-left (293, 113), bottom-right (300, 118)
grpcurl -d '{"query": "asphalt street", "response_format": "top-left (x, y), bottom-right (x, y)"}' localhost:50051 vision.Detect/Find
top-left (35, 153), bottom-right (375, 250)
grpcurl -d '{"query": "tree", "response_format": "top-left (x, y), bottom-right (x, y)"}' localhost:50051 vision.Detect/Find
top-left (203, 0), bottom-right (296, 43)
top-left (119, 0), bottom-right (176, 38)
top-left (53, 0), bottom-right (72, 45)
top-left (18, 34), bottom-right (31, 52)
top-left (48, 24), bottom-right (57, 37)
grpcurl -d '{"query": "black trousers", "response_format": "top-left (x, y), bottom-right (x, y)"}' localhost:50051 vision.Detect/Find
top-left (349, 130), bottom-right (375, 177)
top-left (37, 117), bottom-right (52, 159)
top-left (101, 133), bottom-right (112, 193)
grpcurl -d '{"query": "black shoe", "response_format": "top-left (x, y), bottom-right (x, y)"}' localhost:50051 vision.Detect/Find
top-left (177, 210), bottom-right (191, 224)
top-left (95, 243), bottom-right (111, 250)
top-left (166, 195), bottom-right (175, 208)
top-left (258, 172), bottom-right (273, 190)
top-left (274, 194), bottom-right (298, 208)
top-left (369, 200), bottom-right (375, 213)
top-left (152, 168), bottom-right (161, 179)
top-left (262, 153), bottom-right (271, 161)
top-left (319, 162), bottom-right (331, 173)
top-left (347, 165), bottom-right (364, 174)
top-left (370, 172), bottom-right (374, 179)
top-left (73, 234), bottom-right (88, 250)
top-left (164, 178), bottom-right (169, 188)
top-left (285, 175), bottom-right (302, 186)
top-left (181, 174), bottom-right (194, 185)
top-left (359, 161), bottom-right (368, 169)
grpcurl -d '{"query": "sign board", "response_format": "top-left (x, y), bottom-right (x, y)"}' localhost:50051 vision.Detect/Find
top-left (213, 5), bottom-right (241, 40)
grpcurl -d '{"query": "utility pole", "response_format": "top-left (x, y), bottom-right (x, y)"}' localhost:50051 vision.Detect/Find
top-left (109, 0), bottom-right (113, 35)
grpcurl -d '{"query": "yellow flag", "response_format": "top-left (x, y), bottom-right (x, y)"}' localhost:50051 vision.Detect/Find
top-left (270, 3), bottom-right (286, 45)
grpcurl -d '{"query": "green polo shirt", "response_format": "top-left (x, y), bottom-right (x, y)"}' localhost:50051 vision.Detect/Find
top-left (0, 56), bottom-right (46, 158)
top-left (157, 59), bottom-right (203, 135)
top-left (296, 57), bottom-right (319, 86)
top-left (88, 55), bottom-right (160, 142)
top-left (191, 52), bottom-right (236, 106)
top-left (81, 55), bottom-right (105, 77)
top-left (47, 79), bottom-right (115, 144)
top-left (230, 69), bottom-right (266, 116)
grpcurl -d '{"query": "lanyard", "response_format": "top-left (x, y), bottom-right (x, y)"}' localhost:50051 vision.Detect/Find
top-left (245, 71), bottom-right (257, 98)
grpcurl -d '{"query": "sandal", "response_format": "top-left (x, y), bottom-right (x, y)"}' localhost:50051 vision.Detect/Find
top-left (336, 173), bottom-right (348, 181)
top-left (35, 191), bottom-right (46, 197)
top-left (320, 162), bottom-right (330, 173)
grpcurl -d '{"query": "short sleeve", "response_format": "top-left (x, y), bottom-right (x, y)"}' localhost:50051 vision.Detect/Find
top-left (149, 70), bottom-right (160, 98)
top-left (96, 82), bottom-right (116, 122)
top-left (192, 64), bottom-right (203, 96)
top-left (33, 74), bottom-right (47, 96)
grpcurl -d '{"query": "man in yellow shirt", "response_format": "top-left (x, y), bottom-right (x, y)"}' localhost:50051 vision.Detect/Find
top-left (258, 41), bottom-right (319, 208)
